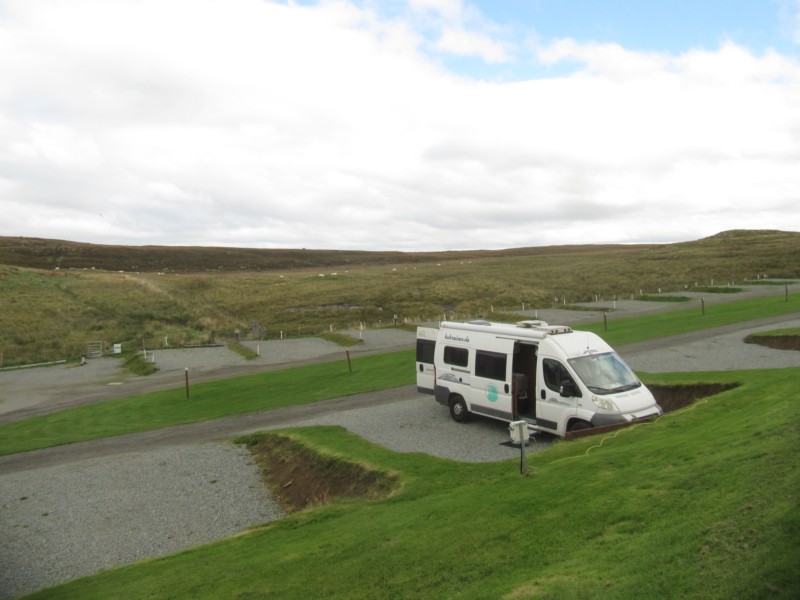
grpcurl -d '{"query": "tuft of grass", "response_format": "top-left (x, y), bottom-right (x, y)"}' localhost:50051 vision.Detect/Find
top-left (319, 332), bottom-right (363, 347)
top-left (636, 295), bottom-right (691, 302)
top-left (691, 286), bottom-right (743, 293)
top-left (122, 352), bottom-right (158, 376)
top-left (745, 327), bottom-right (800, 337)
top-left (561, 304), bottom-right (614, 312)
top-left (226, 341), bottom-right (259, 360)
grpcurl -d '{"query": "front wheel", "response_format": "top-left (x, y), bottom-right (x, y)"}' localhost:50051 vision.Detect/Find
top-left (449, 395), bottom-right (470, 423)
top-left (568, 419), bottom-right (592, 432)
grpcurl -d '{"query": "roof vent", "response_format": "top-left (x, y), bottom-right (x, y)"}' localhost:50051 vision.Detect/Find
top-left (542, 325), bottom-right (572, 335)
top-left (516, 320), bottom-right (548, 328)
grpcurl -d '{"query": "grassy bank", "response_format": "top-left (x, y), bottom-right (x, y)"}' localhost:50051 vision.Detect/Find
top-left (24, 367), bottom-right (799, 599)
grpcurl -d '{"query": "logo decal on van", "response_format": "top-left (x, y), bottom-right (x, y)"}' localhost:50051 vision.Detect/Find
top-left (486, 384), bottom-right (498, 402)
top-left (444, 333), bottom-right (470, 343)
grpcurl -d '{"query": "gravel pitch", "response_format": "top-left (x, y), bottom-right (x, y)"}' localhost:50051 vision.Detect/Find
top-left (1, 300), bottom-right (798, 598)
top-left (0, 444), bottom-right (282, 600)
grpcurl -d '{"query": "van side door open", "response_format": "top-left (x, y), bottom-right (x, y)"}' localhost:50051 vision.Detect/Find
top-left (415, 327), bottom-right (437, 394)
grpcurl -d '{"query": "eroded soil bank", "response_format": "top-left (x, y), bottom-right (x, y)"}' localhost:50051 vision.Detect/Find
top-left (745, 334), bottom-right (800, 351)
top-left (649, 383), bottom-right (740, 413)
top-left (241, 433), bottom-right (399, 513)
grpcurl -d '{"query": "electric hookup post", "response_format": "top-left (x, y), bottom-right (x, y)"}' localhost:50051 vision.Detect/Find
top-left (509, 420), bottom-right (529, 475)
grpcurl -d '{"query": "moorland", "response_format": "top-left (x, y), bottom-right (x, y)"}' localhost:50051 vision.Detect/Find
top-left (1, 229), bottom-right (798, 367)
top-left (1, 229), bottom-right (799, 599)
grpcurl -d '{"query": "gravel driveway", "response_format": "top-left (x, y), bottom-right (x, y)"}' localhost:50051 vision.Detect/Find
top-left (1, 294), bottom-right (798, 599)
top-left (1, 444), bottom-right (282, 600)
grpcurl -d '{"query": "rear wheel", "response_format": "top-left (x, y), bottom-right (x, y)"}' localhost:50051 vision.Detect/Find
top-left (449, 395), bottom-right (470, 423)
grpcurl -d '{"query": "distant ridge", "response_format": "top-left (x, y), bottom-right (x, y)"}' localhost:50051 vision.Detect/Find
top-left (0, 230), bottom-right (796, 273)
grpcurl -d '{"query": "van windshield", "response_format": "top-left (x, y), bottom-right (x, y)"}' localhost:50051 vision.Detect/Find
top-left (568, 352), bottom-right (641, 395)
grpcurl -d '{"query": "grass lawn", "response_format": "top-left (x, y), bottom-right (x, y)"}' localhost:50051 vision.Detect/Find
top-left (23, 367), bottom-right (799, 599)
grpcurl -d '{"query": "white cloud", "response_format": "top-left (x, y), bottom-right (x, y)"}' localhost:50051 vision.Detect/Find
top-left (408, 0), bottom-right (512, 63)
top-left (0, 0), bottom-right (798, 250)
top-left (435, 26), bottom-right (510, 62)
top-left (409, 0), bottom-right (464, 20)
top-left (784, 0), bottom-right (800, 43)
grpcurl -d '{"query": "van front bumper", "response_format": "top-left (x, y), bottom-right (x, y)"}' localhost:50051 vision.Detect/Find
top-left (592, 404), bottom-right (663, 428)
top-left (590, 413), bottom-right (628, 428)
top-left (567, 408), bottom-right (662, 440)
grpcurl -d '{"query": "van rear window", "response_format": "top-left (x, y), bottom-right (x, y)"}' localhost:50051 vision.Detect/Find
top-left (444, 346), bottom-right (468, 367)
top-left (416, 339), bottom-right (435, 364)
top-left (475, 350), bottom-right (507, 381)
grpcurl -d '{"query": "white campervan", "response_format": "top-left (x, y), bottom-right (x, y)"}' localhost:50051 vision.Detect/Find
top-left (416, 320), bottom-right (661, 438)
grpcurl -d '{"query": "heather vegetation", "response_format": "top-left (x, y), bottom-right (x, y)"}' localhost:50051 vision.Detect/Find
top-left (0, 229), bottom-right (797, 366)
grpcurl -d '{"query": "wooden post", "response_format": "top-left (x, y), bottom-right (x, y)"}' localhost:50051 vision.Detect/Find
top-left (701, 297), bottom-right (705, 315)
top-left (346, 350), bottom-right (352, 374)
top-left (185, 368), bottom-right (190, 399)
top-left (603, 312), bottom-right (608, 331)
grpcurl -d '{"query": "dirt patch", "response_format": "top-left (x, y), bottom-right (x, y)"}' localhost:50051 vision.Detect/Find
top-left (241, 433), bottom-right (399, 513)
top-left (744, 334), bottom-right (800, 351)
top-left (648, 383), bottom-right (739, 413)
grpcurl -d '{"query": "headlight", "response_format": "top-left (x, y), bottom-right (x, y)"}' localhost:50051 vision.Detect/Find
top-left (592, 395), bottom-right (620, 412)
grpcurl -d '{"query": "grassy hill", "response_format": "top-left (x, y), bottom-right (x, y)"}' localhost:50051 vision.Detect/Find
top-left (0, 229), bottom-right (798, 366)
top-left (22, 367), bottom-right (799, 599)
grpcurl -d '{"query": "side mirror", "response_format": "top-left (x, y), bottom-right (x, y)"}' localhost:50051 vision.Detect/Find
top-left (560, 380), bottom-right (579, 397)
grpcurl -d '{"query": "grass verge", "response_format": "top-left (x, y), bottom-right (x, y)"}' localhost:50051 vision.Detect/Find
top-left (23, 367), bottom-right (799, 599)
top-left (581, 293), bottom-right (800, 346)
top-left (0, 349), bottom-right (414, 456)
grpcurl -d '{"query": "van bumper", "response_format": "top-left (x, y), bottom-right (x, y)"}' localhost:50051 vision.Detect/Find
top-left (592, 405), bottom-right (663, 428)
top-left (567, 413), bottom-right (659, 440)
top-left (590, 413), bottom-right (628, 428)
top-left (433, 385), bottom-right (450, 406)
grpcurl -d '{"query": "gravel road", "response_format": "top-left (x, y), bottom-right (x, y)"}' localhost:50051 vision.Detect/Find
top-left (1, 287), bottom-right (798, 599)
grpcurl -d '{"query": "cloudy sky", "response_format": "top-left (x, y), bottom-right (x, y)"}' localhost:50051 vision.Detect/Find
top-left (1, 0), bottom-right (799, 251)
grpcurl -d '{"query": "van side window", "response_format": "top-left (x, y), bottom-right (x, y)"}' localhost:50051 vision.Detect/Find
top-left (444, 346), bottom-right (469, 367)
top-left (475, 350), bottom-right (507, 381)
top-left (416, 339), bottom-right (435, 364)
top-left (543, 359), bottom-right (578, 395)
